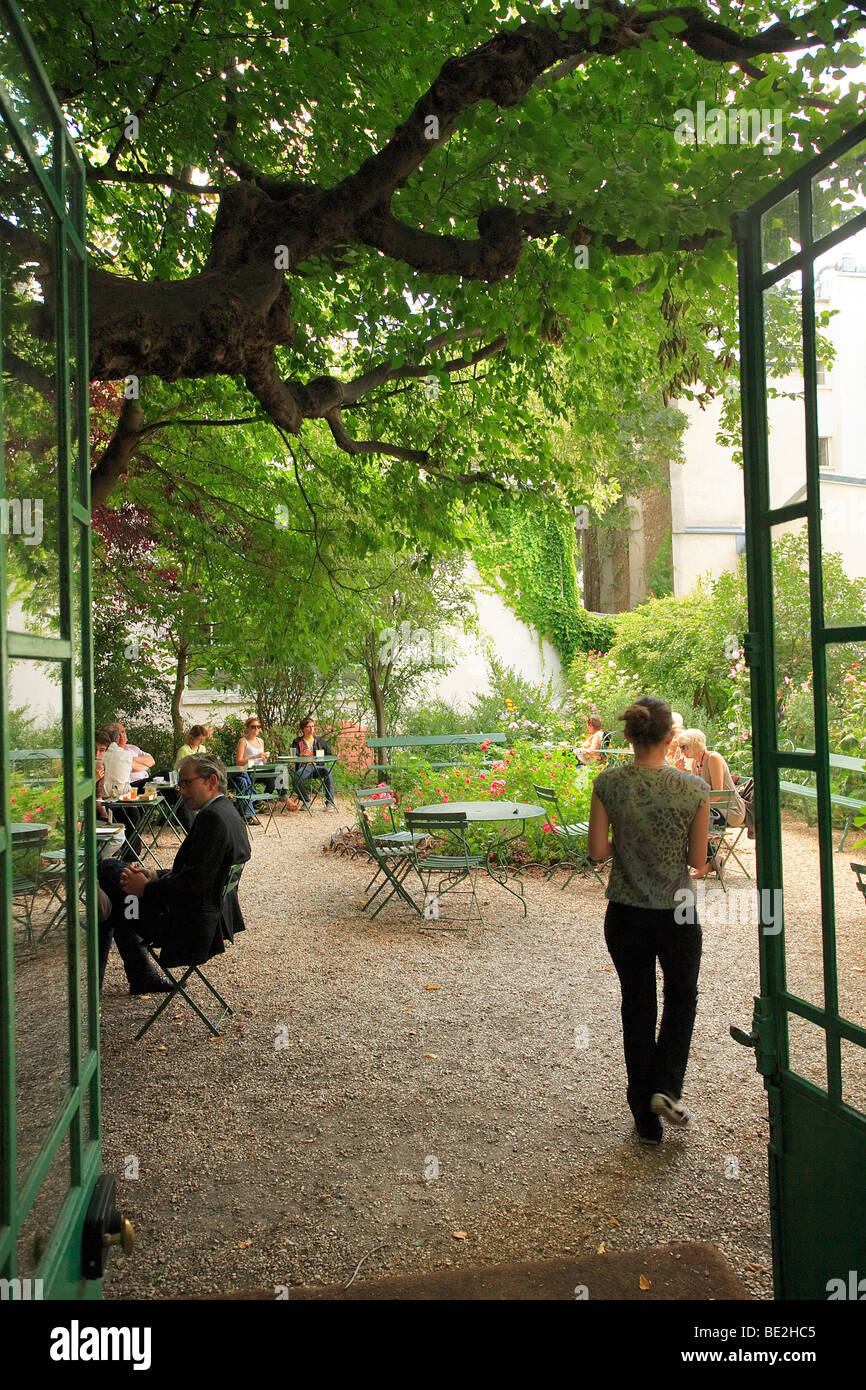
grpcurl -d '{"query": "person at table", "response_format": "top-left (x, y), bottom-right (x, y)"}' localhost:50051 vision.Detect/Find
top-left (588, 696), bottom-right (710, 1146)
top-left (678, 728), bottom-right (746, 851)
top-left (116, 720), bottom-right (155, 791)
top-left (97, 723), bottom-right (149, 861)
top-left (577, 714), bottom-right (604, 765)
top-left (97, 754), bottom-right (251, 994)
top-left (175, 724), bottom-right (208, 769)
top-left (291, 715), bottom-right (337, 811)
top-left (94, 734), bottom-right (126, 855)
top-left (229, 715), bottom-right (270, 822)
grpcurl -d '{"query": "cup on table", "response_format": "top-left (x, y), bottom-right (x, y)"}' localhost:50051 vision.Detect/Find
top-left (316, 749), bottom-right (324, 760)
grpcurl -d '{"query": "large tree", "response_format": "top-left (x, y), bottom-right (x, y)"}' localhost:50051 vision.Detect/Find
top-left (4, 1), bottom-right (864, 516)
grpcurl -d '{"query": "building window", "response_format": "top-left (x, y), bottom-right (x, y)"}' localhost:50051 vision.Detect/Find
top-left (818, 436), bottom-right (832, 471)
top-left (816, 360), bottom-right (827, 386)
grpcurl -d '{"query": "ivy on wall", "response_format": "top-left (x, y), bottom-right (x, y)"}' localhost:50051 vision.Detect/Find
top-left (473, 508), bottom-right (614, 666)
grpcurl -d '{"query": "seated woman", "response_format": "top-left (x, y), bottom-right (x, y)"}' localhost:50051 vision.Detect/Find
top-left (231, 716), bottom-right (277, 822)
top-left (577, 714), bottom-right (604, 765)
top-left (679, 728), bottom-right (746, 878)
top-left (174, 724), bottom-right (208, 769)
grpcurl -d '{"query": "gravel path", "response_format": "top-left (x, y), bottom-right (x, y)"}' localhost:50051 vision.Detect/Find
top-left (95, 805), bottom-right (865, 1299)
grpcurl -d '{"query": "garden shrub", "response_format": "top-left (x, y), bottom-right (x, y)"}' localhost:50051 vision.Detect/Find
top-left (373, 740), bottom-right (599, 864)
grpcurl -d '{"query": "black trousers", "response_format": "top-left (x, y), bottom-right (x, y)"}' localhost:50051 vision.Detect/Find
top-left (604, 899), bottom-right (702, 1130)
top-left (97, 858), bottom-right (161, 991)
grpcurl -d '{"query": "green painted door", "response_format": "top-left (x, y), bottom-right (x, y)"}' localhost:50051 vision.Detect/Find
top-left (735, 121), bottom-right (866, 1300)
top-left (1, 0), bottom-right (123, 1301)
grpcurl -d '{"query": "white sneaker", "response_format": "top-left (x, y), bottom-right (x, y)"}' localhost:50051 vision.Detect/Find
top-left (650, 1092), bottom-right (691, 1126)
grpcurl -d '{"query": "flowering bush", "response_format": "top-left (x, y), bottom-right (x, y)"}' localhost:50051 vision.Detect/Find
top-left (567, 650), bottom-right (645, 736)
top-left (381, 740), bottom-right (598, 864)
top-left (9, 778), bottom-right (67, 878)
top-left (9, 778), bottom-right (66, 843)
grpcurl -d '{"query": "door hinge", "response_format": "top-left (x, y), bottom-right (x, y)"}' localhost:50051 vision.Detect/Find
top-left (730, 995), bottom-right (777, 1076)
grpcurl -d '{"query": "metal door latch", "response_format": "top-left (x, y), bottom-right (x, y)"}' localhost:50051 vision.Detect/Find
top-left (82, 1174), bottom-right (135, 1279)
top-left (730, 995), bottom-right (776, 1076)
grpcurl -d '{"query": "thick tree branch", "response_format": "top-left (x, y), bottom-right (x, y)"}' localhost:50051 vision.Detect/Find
top-left (324, 409), bottom-right (430, 464)
top-left (3, 349), bottom-right (55, 402)
top-left (90, 399), bottom-right (145, 510)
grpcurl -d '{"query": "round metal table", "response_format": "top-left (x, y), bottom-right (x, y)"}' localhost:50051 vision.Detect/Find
top-left (410, 799), bottom-right (546, 823)
top-left (409, 800), bottom-right (546, 910)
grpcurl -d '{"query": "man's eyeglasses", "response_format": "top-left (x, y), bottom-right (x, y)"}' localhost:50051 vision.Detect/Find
top-left (178, 775), bottom-right (207, 789)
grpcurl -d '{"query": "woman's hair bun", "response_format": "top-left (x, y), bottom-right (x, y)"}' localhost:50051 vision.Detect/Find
top-left (620, 696), bottom-right (672, 748)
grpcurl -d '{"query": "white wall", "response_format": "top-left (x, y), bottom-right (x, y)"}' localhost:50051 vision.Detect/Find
top-left (7, 603), bottom-right (63, 720)
top-left (672, 244), bottom-right (866, 595)
top-left (419, 560), bottom-right (563, 712)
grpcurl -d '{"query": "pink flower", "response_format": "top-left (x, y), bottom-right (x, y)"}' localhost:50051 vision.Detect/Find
top-left (479, 773), bottom-right (486, 780)
top-left (10, 797), bottom-right (15, 804)
top-left (23, 812), bottom-right (32, 822)
top-left (491, 761), bottom-right (506, 771)
top-left (480, 740), bottom-right (490, 751)
top-left (443, 794), bottom-right (450, 802)
top-left (844, 674), bottom-right (855, 684)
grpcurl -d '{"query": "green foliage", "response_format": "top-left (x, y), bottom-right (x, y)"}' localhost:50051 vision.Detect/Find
top-left (209, 717), bottom-right (251, 770)
top-left (20, 0), bottom-right (859, 552)
top-left (398, 698), bottom-right (489, 738)
top-left (469, 656), bottom-right (572, 742)
top-left (388, 740), bottom-right (599, 864)
top-left (6, 704), bottom-right (64, 749)
top-left (646, 527), bottom-right (674, 600)
top-left (9, 778), bottom-right (66, 851)
top-left (473, 507), bottom-right (614, 664)
top-left (92, 610), bottom-right (173, 729)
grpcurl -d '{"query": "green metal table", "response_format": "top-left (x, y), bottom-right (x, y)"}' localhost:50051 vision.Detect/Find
top-left (410, 799), bottom-right (545, 908)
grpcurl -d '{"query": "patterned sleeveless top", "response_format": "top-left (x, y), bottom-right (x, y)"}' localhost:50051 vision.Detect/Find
top-left (594, 763), bottom-right (709, 910)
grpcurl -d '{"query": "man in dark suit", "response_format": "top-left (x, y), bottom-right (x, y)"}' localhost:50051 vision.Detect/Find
top-left (97, 753), bottom-right (251, 993)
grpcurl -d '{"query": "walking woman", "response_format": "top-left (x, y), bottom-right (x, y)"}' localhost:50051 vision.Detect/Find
top-left (588, 697), bottom-right (710, 1145)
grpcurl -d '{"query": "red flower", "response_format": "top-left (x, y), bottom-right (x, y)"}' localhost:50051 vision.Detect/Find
top-left (23, 812), bottom-right (32, 822)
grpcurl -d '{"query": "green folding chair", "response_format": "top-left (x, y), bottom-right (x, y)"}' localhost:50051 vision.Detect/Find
top-left (533, 785), bottom-right (607, 888)
top-left (355, 789), bottom-right (426, 895)
top-left (135, 861), bottom-right (246, 1040)
top-left (706, 790), bottom-right (739, 892)
top-left (356, 810), bottom-right (421, 921)
top-left (241, 766), bottom-right (280, 837)
top-left (12, 826), bottom-right (49, 942)
top-left (404, 811), bottom-right (487, 932)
